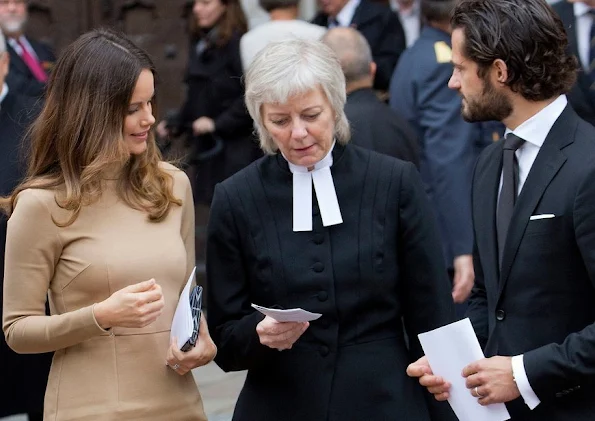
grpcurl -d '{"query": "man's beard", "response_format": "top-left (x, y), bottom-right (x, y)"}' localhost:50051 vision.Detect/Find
top-left (1, 17), bottom-right (26, 35)
top-left (461, 78), bottom-right (512, 123)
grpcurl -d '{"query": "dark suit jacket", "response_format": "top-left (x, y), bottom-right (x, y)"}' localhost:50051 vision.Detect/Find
top-left (552, 1), bottom-right (595, 127)
top-left (6, 37), bottom-right (55, 99)
top-left (207, 144), bottom-right (456, 420)
top-left (390, 26), bottom-right (503, 267)
top-left (345, 87), bottom-right (419, 166)
top-left (468, 106), bottom-right (595, 420)
top-left (312, 0), bottom-right (406, 91)
top-left (0, 90), bottom-right (51, 417)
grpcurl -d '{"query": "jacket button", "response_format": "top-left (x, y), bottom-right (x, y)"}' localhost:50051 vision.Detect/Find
top-left (313, 262), bottom-right (324, 273)
top-left (313, 233), bottom-right (324, 245)
top-left (317, 291), bottom-right (328, 301)
top-left (495, 309), bottom-right (505, 321)
top-left (319, 345), bottom-right (329, 357)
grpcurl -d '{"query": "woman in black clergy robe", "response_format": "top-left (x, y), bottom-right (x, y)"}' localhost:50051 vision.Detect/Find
top-left (206, 39), bottom-right (456, 421)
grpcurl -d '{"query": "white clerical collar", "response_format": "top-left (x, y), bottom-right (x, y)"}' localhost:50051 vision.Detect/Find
top-left (284, 142), bottom-right (343, 232)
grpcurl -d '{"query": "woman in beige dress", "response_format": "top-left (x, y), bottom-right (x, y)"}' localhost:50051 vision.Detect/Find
top-left (1, 28), bottom-right (216, 421)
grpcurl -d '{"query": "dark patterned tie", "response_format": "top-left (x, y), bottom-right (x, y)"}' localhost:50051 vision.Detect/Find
top-left (588, 9), bottom-right (595, 82)
top-left (497, 134), bottom-right (525, 267)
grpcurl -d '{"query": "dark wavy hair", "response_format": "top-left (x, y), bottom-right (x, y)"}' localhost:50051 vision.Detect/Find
top-left (192, 0), bottom-right (248, 47)
top-left (0, 28), bottom-right (182, 226)
top-left (451, 0), bottom-right (577, 101)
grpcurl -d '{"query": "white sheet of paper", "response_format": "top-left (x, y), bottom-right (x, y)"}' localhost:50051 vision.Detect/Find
top-left (170, 267), bottom-right (196, 350)
top-left (418, 318), bottom-right (511, 421)
top-left (251, 303), bottom-right (322, 322)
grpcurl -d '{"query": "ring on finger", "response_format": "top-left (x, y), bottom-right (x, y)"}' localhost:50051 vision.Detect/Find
top-left (475, 386), bottom-right (484, 398)
top-left (172, 363), bottom-right (180, 370)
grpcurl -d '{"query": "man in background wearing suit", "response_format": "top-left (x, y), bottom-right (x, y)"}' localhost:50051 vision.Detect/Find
top-left (552, 0), bottom-right (595, 126)
top-left (323, 26), bottom-right (419, 166)
top-left (407, 0), bottom-right (595, 419)
top-left (311, 0), bottom-right (406, 92)
top-left (390, 0), bottom-right (502, 314)
top-left (0, 0), bottom-right (55, 99)
top-left (0, 29), bottom-right (51, 421)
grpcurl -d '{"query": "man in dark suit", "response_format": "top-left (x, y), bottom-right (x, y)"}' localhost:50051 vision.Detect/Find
top-left (390, 0), bottom-right (503, 313)
top-left (407, 0), bottom-right (595, 419)
top-left (0, 0), bottom-right (55, 99)
top-left (552, 0), bottom-right (595, 126)
top-left (0, 30), bottom-right (51, 421)
top-left (322, 26), bottom-right (419, 166)
top-left (311, 0), bottom-right (406, 91)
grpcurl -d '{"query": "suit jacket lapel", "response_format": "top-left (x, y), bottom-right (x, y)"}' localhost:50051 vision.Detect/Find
top-left (476, 143), bottom-right (502, 290)
top-left (497, 107), bottom-right (575, 296)
top-left (7, 43), bottom-right (29, 77)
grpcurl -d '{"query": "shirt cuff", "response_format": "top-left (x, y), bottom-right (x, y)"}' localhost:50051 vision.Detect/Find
top-left (0, 83), bottom-right (8, 105)
top-left (512, 354), bottom-right (541, 410)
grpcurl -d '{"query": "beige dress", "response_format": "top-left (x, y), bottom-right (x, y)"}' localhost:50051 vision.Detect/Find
top-left (2, 163), bottom-right (207, 421)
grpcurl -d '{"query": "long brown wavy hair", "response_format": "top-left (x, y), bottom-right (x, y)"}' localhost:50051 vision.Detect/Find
top-left (0, 28), bottom-right (182, 226)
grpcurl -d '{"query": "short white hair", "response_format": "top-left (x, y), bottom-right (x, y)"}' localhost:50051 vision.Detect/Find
top-left (244, 38), bottom-right (350, 154)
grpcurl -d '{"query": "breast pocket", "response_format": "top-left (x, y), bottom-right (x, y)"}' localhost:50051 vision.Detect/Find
top-left (524, 215), bottom-right (565, 236)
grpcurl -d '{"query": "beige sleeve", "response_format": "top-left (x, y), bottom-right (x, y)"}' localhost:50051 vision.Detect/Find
top-left (2, 190), bottom-right (107, 354)
top-left (179, 172), bottom-right (196, 289)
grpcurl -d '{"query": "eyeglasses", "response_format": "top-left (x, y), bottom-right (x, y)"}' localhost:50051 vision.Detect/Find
top-left (0, 0), bottom-right (27, 6)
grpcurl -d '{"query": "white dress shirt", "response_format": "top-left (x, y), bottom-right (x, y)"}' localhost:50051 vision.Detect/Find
top-left (393, 0), bottom-right (420, 47)
top-left (573, 2), bottom-right (594, 72)
top-left (7, 35), bottom-right (40, 61)
top-left (0, 83), bottom-right (8, 106)
top-left (501, 94), bottom-right (568, 411)
top-left (330, 0), bottom-right (361, 27)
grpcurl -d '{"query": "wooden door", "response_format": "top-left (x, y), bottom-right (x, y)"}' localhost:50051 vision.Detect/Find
top-left (25, 0), bottom-right (193, 119)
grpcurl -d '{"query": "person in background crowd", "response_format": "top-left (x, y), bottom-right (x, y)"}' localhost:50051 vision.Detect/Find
top-left (207, 38), bottom-right (456, 421)
top-left (0, 0), bottom-right (54, 98)
top-left (0, 29), bottom-right (51, 421)
top-left (551, 0), bottom-right (595, 126)
top-left (311, 0), bottom-right (406, 92)
top-left (156, 0), bottom-right (258, 206)
top-left (240, 0), bottom-right (326, 70)
top-left (391, 0), bottom-right (421, 47)
top-left (2, 28), bottom-right (216, 421)
top-left (390, 0), bottom-right (503, 316)
top-left (323, 27), bottom-right (419, 165)
top-left (408, 1), bottom-right (595, 419)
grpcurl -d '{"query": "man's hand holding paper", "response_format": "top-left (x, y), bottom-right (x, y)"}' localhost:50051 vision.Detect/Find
top-left (407, 355), bottom-right (521, 405)
top-left (411, 319), bottom-right (511, 421)
top-left (462, 356), bottom-right (520, 405)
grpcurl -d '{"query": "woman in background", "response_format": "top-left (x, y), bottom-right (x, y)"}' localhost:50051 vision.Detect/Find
top-left (157, 0), bottom-right (259, 205)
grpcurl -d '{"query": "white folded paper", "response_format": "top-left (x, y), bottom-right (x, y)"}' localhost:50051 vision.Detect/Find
top-left (251, 303), bottom-right (322, 322)
top-left (418, 318), bottom-right (511, 421)
top-left (170, 267), bottom-right (196, 350)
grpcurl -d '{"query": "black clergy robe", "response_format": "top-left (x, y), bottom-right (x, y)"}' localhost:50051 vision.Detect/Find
top-left (207, 143), bottom-right (456, 420)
